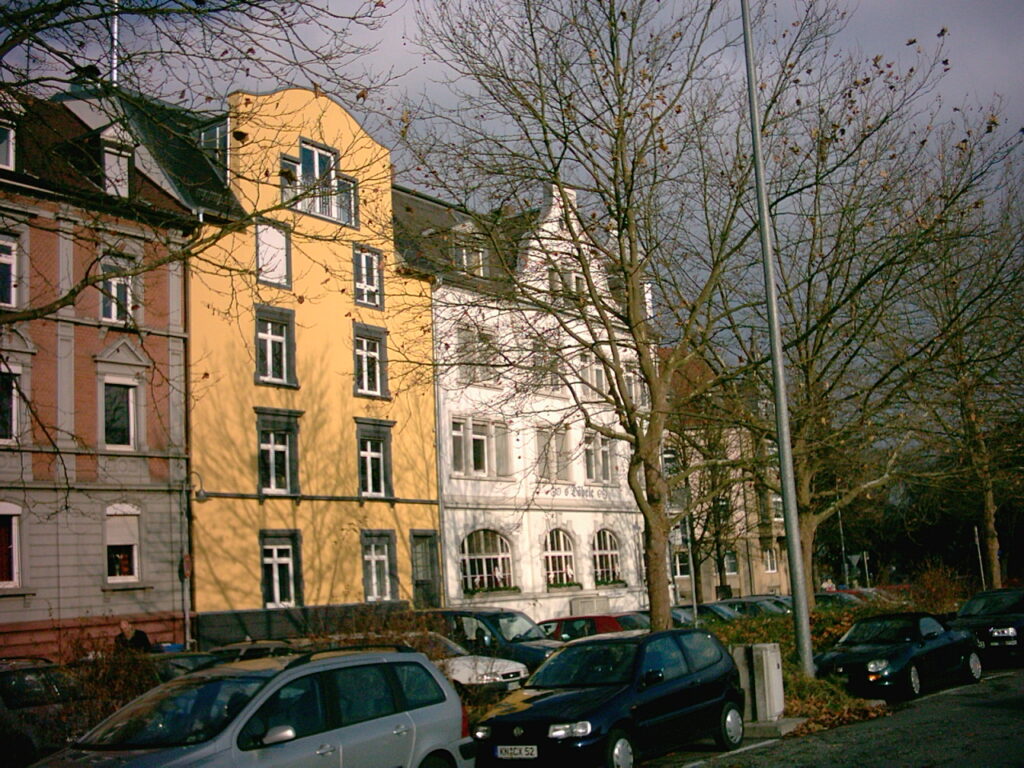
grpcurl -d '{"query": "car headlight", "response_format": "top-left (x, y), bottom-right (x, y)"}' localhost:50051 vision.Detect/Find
top-left (548, 721), bottom-right (592, 739)
top-left (477, 671), bottom-right (503, 683)
top-left (866, 659), bottom-right (890, 673)
top-left (992, 627), bottom-right (1018, 638)
top-left (472, 725), bottom-right (491, 740)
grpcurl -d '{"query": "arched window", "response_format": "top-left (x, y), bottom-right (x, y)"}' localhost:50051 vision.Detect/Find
top-left (460, 529), bottom-right (513, 593)
top-left (592, 529), bottom-right (621, 585)
top-left (544, 529), bottom-right (576, 586)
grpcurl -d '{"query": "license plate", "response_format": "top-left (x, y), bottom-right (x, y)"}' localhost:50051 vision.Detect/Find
top-left (508, 681), bottom-right (521, 690)
top-left (497, 745), bottom-right (537, 759)
top-left (978, 640), bottom-right (986, 648)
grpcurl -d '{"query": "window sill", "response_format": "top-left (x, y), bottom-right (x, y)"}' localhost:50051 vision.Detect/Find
top-left (289, 206), bottom-right (359, 230)
top-left (354, 391), bottom-right (392, 401)
top-left (102, 582), bottom-right (154, 593)
top-left (256, 378), bottom-right (300, 390)
top-left (546, 583), bottom-right (582, 592)
top-left (354, 300), bottom-right (383, 311)
top-left (0, 587), bottom-right (36, 598)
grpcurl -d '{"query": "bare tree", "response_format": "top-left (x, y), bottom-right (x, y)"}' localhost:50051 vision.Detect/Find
top-left (397, 0), bottom-right (1021, 628)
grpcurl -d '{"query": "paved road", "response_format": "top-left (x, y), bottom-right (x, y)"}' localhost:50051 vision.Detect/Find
top-left (648, 665), bottom-right (1024, 768)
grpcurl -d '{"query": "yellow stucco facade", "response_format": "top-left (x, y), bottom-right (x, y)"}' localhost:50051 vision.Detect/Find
top-left (188, 88), bottom-right (439, 619)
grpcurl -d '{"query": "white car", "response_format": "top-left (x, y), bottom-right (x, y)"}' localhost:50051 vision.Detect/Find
top-left (425, 632), bottom-right (529, 694)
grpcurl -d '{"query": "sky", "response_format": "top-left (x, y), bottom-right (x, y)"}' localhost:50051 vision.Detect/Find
top-left (370, 0), bottom-right (1024, 132)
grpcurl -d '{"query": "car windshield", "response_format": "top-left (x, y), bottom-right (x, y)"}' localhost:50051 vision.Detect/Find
top-left (75, 672), bottom-right (266, 749)
top-left (529, 642), bottom-right (638, 688)
top-left (615, 613), bottom-right (650, 630)
top-left (417, 634), bottom-right (468, 659)
top-left (839, 618), bottom-right (916, 645)
top-left (958, 591), bottom-right (1024, 617)
top-left (496, 613), bottom-right (545, 643)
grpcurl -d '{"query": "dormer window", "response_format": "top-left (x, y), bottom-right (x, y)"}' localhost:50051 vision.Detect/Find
top-left (0, 124), bottom-right (13, 170)
top-left (453, 237), bottom-right (486, 277)
top-left (282, 142), bottom-right (358, 226)
top-left (201, 121), bottom-right (228, 177)
top-left (102, 139), bottom-right (131, 197)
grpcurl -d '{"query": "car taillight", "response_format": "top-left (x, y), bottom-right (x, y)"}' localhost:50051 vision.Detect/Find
top-left (462, 705), bottom-right (470, 738)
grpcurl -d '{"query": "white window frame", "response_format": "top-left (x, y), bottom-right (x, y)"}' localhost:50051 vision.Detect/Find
top-left (673, 550), bottom-right (691, 578)
top-left (105, 503), bottom-right (140, 584)
top-left (292, 141), bottom-right (358, 225)
top-left (100, 256), bottom-right (134, 323)
top-left (537, 426), bottom-right (570, 481)
top-left (724, 550), bottom-right (739, 575)
top-left (460, 529), bottom-right (513, 593)
top-left (592, 529), bottom-right (622, 584)
top-left (771, 493), bottom-right (784, 521)
top-left (362, 533), bottom-right (394, 602)
top-left (764, 547), bottom-right (778, 574)
top-left (359, 435), bottom-right (386, 497)
top-left (0, 236), bottom-right (17, 308)
top-left (584, 431), bottom-right (612, 483)
top-left (262, 542), bottom-right (296, 608)
top-left (201, 121), bottom-right (228, 173)
top-left (354, 246), bottom-right (382, 308)
top-left (257, 317), bottom-right (288, 384)
top-left (580, 352), bottom-right (606, 395)
top-left (355, 335), bottom-right (381, 395)
top-left (256, 222), bottom-right (290, 286)
top-left (103, 377), bottom-right (136, 450)
top-left (259, 429), bottom-right (291, 494)
top-left (457, 327), bottom-right (499, 386)
top-left (453, 239), bottom-right (486, 276)
top-left (0, 364), bottom-right (20, 443)
top-left (0, 124), bottom-right (13, 171)
top-left (450, 417), bottom-right (510, 477)
top-left (0, 503), bottom-right (21, 587)
top-left (544, 529), bottom-right (576, 586)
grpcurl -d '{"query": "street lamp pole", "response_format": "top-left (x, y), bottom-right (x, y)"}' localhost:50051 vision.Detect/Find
top-left (739, 0), bottom-right (815, 676)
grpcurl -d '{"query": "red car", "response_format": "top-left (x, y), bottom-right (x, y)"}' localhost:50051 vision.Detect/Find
top-left (538, 612), bottom-right (650, 642)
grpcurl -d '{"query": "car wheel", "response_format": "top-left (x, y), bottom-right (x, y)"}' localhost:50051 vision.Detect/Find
top-left (8, 735), bottom-right (36, 768)
top-left (419, 754), bottom-right (450, 768)
top-left (714, 701), bottom-right (744, 750)
top-left (905, 664), bottom-right (922, 698)
top-left (605, 729), bottom-right (635, 768)
top-left (962, 651), bottom-right (983, 684)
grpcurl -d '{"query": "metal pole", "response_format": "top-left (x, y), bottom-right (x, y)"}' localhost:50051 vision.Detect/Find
top-left (974, 526), bottom-right (987, 590)
top-left (838, 508), bottom-right (850, 586)
top-left (863, 551), bottom-right (871, 588)
top-left (740, 0), bottom-right (815, 676)
top-left (686, 514), bottom-right (699, 626)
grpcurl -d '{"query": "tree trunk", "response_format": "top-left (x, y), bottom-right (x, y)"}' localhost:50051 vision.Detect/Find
top-left (644, 515), bottom-right (673, 631)
top-left (799, 513), bottom-right (819, 611)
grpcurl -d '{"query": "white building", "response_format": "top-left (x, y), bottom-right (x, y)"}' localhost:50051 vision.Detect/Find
top-left (393, 184), bottom-right (648, 623)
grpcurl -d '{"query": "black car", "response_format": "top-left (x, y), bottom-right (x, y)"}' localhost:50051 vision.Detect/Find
top-left (423, 608), bottom-right (562, 671)
top-left (950, 588), bottom-right (1024, 662)
top-left (814, 612), bottom-right (982, 700)
top-left (472, 629), bottom-right (744, 767)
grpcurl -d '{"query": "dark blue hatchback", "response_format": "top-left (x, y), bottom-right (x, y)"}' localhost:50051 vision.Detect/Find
top-left (472, 629), bottom-right (744, 768)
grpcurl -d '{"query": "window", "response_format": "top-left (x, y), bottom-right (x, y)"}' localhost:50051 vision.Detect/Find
top-left (393, 662), bottom-right (446, 710)
top-left (0, 369), bottom-right (18, 441)
top-left (330, 665), bottom-right (397, 724)
top-left (261, 530), bottom-right (301, 608)
top-left (451, 417), bottom-right (510, 477)
top-left (0, 236), bottom-right (17, 308)
top-left (453, 237), bottom-right (486, 276)
top-left (537, 427), bottom-right (569, 481)
top-left (362, 530), bottom-right (398, 602)
top-left (101, 255), bottom-right (134, 323)
top-left (642, 635), bottom-right (689, 681)
top-left (764, 547), bottom-right (778, 573)
top-left (0, 124), bottom-right (13, 170)
top-left (255, 306), bottom-right (296, 387)
top-left (724, 550), bottom-right (738, 575)
top-left (284, 142), bottom-right (358, 225)
top-left (544, 529), bottom-right (576, 586)
top-left (200, 121), bottom-right (228, 175)
top-left (256, 408), bottom-right (302, 495)
top-left (533, 342), bottom-right (564, 394)
top-left (255, 222), bottom-right (290, 286)
top-left (593, 529), bottom-right (621, 584)
top-left (104, 380), bottom-right (135, 448)
top-left (679, 631), bottom-right (723, 671)
top-left (356, 418), bottom-right (393, 498)
top-left (106, 504), bottom-right (140, 583)
top-left (584, 431), bottom-right (612, 483)
top-left (0, 503), bottom-right (20, 587)
top-left (625, 368), bottom-right (649, 408)
top-left (240, 674), bottom-right (323, 749)
top-left (353, 246), bottom-right (382, 308)
top-left (460, 529), bottom-right (513, 593)
top-left (353, 323), bottom-right (388, 398)
top-left (673, 550), bottom-right (691, 578)
top-left (579, 352), bottom-right (606, 395)
top-left (103, 143), bottom-right (131, 197)
top-left (771, 494), bottom-right (784, 520)
top-left (457, 327), bottom-right (499, 385)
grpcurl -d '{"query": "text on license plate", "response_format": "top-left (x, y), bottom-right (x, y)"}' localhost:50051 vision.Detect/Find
top-left (497, 745), bottom-right (538, 759)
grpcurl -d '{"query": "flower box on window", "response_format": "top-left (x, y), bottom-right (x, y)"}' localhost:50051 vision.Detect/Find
top-left (595, 578), bottom-right (627, 588)
top-left (463, 584), bottom-right (521, 597)
top-left (546, 581), bottom-right (583, 592)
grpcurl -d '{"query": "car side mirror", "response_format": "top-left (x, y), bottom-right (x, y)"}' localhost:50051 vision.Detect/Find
top-left (262, 725), bottom-right (296, 746)
top-left (642, 669), bottom-right (664, 688)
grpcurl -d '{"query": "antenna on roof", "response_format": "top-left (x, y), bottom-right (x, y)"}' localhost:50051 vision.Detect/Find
top-left (110, 0), bottom-right (120, 84)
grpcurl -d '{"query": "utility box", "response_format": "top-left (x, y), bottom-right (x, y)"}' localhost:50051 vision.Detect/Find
top-left (569, 596), bottom-right (609, 615)
top-left (730, 643), bottom-right (784, 722)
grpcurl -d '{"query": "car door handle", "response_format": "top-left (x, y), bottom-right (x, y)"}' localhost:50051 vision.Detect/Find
top-left (393, 724), bottom-right (411, 736)
top-left (315, 744), bottom-right (337, 756)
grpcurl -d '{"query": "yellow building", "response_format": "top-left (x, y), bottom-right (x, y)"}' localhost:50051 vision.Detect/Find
top-left (187, 88), bottom-right (440, 643)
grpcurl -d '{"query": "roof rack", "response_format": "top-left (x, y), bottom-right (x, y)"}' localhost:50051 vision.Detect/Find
top-left (283, 644), bottom-right (417, 670)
